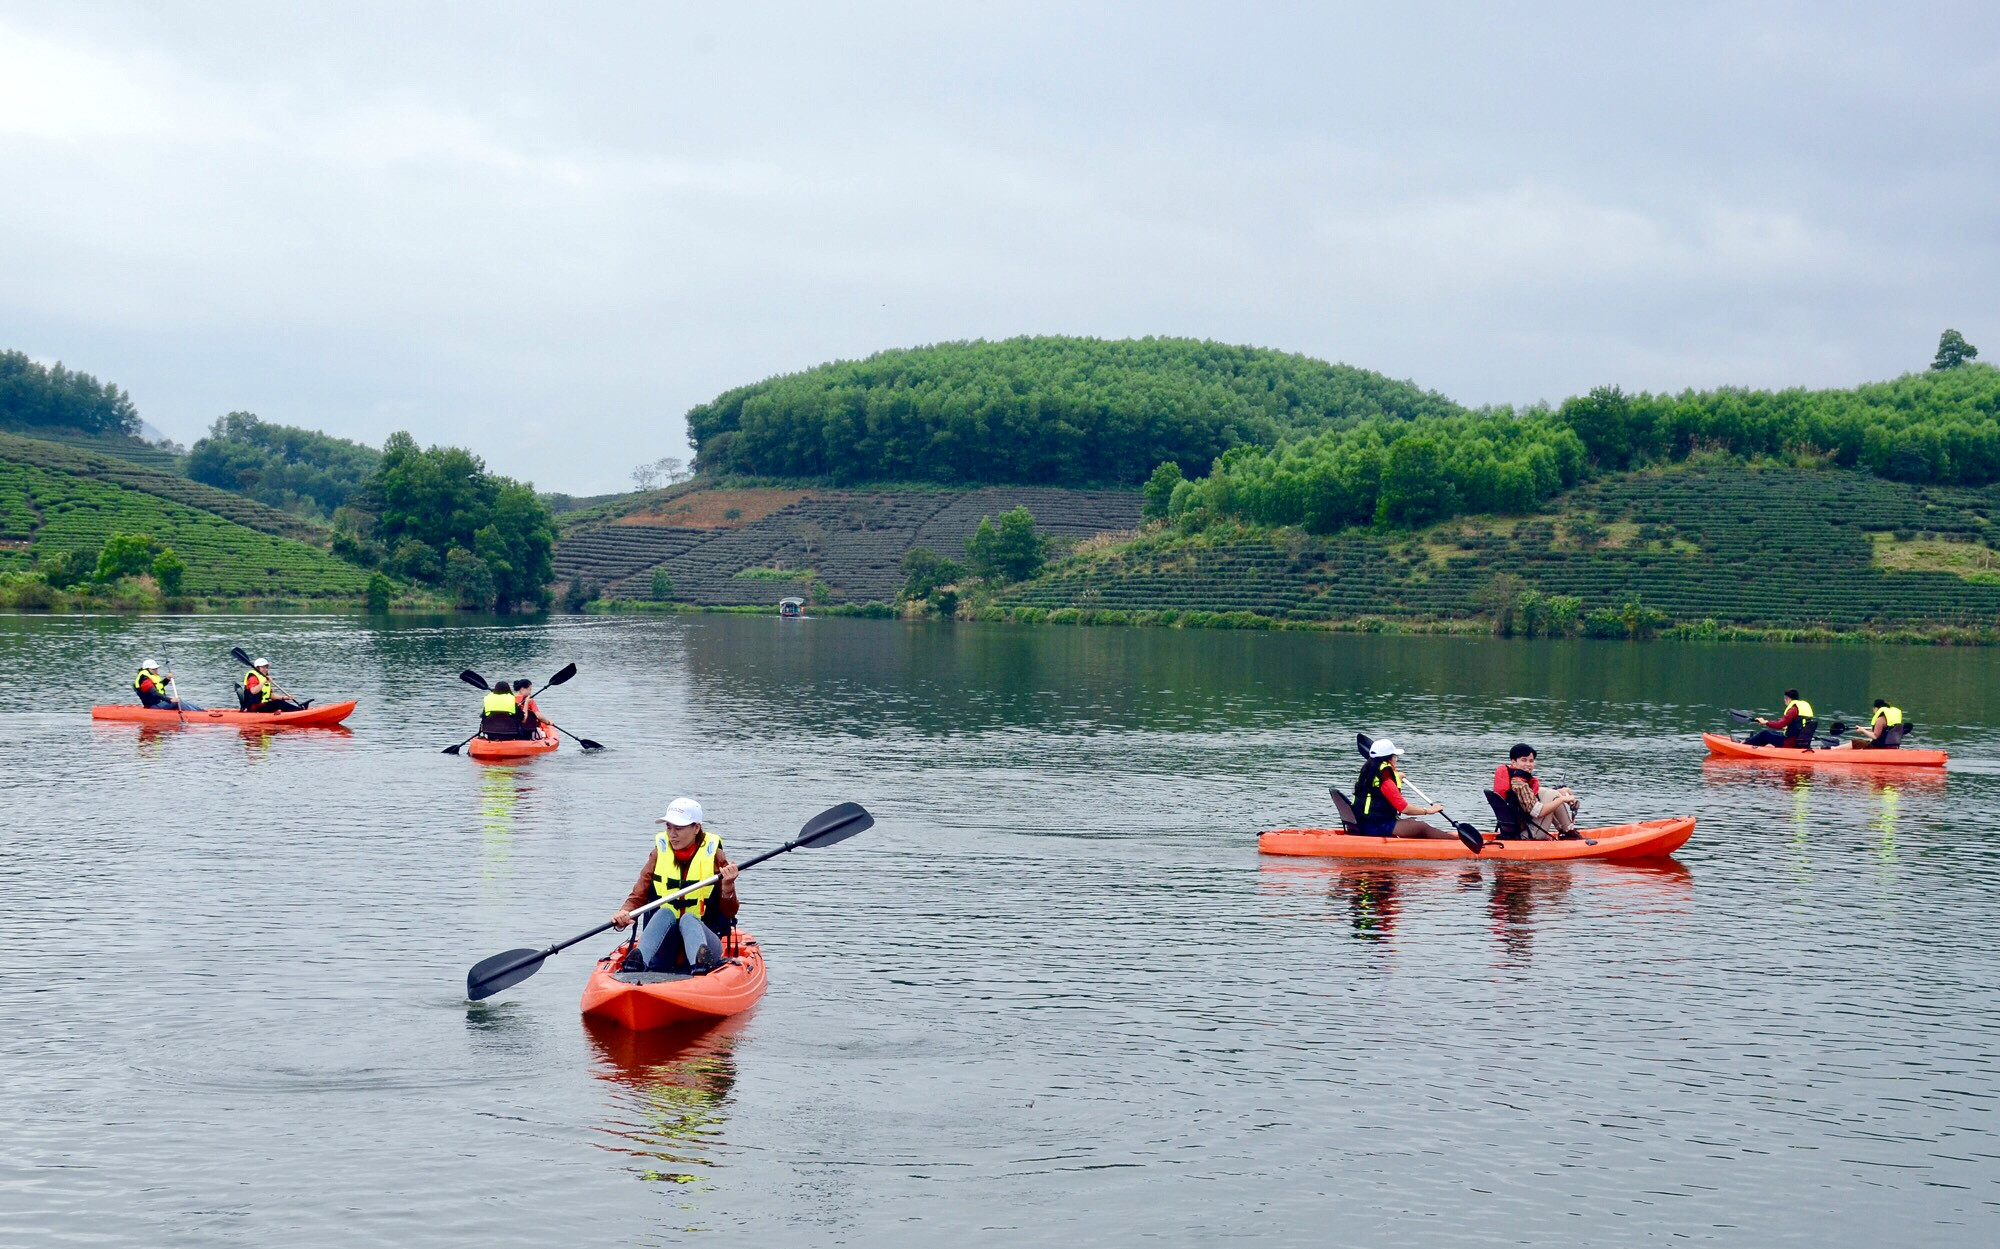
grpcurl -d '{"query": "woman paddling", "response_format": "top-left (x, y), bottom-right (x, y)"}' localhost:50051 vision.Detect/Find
top-left (1352, 739), bottom-right (1459, 839)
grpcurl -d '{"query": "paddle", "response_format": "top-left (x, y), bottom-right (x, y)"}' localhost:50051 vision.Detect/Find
top-left (165, 666), bottom-right (186, 726)
top-left (1353, 732), bottom-right (1485, 854)
top-left (455, 664), bottom-right (601, 751)
top-left (230, 646), bottom-right (310, 709)
top-left (466, 800), bottom-right (874, 1001)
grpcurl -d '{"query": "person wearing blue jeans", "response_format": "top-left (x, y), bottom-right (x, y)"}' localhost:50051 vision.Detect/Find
top-left (610, 796), bottom-right (740, 973)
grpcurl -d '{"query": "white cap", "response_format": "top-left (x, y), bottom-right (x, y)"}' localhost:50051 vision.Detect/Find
top-left (140, 658), bottom-right (160, 669)
top-left (1368, 738), bottom-right (1400, 759)
top-left (656, 797), bottom-right (704, 826)
top-left (253, 657), bottom-right (270, 667)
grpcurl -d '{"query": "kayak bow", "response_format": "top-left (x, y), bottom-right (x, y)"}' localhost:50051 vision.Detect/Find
top-left (580, 931), bottom-right (767, 1030)
top-left (465, 731), bottom-right (560, 761)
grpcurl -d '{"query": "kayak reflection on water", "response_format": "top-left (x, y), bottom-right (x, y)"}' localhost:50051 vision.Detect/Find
top-left (585, 1016), bottom-right (743, 1186)
top-left (1330, 866), bottom-right (1403, 941)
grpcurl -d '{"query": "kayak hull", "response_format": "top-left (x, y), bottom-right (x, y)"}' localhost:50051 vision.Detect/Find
top-left (465, 731), bottom-right (559, 760)
top-left (1702, 732), bottom-right (1946, 768)
top-left (90, 700), bottom-right (357, 728)
top-left (580, 932), bottom-right (767, 1030)
top-left (1258, 817), bottom-right (1695, 862)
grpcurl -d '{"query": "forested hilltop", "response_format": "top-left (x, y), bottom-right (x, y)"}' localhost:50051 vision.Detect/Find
top-left (686, 336), bottom-right (1464, 486)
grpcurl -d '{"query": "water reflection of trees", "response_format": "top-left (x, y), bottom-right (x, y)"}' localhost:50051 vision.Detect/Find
top-left (585, 1017), bottom-right (741, 1187)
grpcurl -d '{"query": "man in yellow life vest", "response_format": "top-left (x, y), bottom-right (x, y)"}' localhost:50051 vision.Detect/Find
top-left (239, 658), bottom-right (306, 713)
top-left (610, 797), bottom-right (740, 973)
top-left (1837, 699), bottom-right (1908, 750)
top-left (133, 660), bottom-right (202, 711)
top-left (478, 681), bottom-right (526, 739)
top-left (1746, 689), bottom-right (1815, 748)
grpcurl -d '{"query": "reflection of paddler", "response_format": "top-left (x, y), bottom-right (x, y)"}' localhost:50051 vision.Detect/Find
top-left (584, 1015), bottom-right (742, 1184)
top-left (1330, 867), bottom-right (1403, 940)
top-left (1486, 864), bottom-right (1574, 961)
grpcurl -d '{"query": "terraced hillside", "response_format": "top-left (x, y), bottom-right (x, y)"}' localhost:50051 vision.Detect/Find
top-left (1002, 466), bottom-right (2000, 631)
top-left (0, 431), bottom-right (326, 544)
top-left (554, 485), bottom-right (1142, 604)
top-left (0, 457), bottom-right (372, 597)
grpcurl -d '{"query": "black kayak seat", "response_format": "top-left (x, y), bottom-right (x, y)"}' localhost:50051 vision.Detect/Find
top-left (1328, 788), bottom-right (1360, 832)
top-left (1484, 789), bottom-right (1524, 839)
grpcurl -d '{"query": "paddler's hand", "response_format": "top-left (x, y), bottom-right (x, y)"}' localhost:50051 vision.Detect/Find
top-left (719, 863), bottom-right (739, 886)
top-left (612, 909), bottom-right (634, 929)
top-left (1421, 804), bottom-right (1443, 816)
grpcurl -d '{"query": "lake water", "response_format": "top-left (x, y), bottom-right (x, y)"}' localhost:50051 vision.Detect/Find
top-left (2, 613), bottom-right (1997, 1246)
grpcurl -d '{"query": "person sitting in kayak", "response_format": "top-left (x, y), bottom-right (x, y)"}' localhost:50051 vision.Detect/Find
top-left (611, 797), bottom-right (740, 972)
top-left (133, 660), bottom-right (202, 711)
top-left (478, 681), bottom-right (525, 739)
top-left (238, 659), bottom-right (307, 713)
top-left (1352, 739), bottom-right (1459, 839)
top-left (1745, 690), bottom-right (1816, 748)
top-left (1491, 743), bottom-right (1579, 840)
top-left (1836, 699), bottom-right (1907, 750)
top-left (510, 678), bottom-right (543, 738)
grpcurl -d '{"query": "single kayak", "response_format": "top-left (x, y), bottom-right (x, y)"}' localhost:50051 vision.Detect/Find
top-left (1702, 732), bottom-right (1947, 768)
top-left (465, 731), bottom-right (559, 761)
top-left (90, 700), bottom-right (358, 728)
top-left (580, 931), bottom-right (767, 1030)
top-left (1258, 816), bottom-right (1695, 862)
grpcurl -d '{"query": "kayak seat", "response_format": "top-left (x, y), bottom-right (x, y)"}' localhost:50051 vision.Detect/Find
top-left (1483, 789), bottom-right (1524, 839)
top-left (1327, 788), bottom-right (1360, 832)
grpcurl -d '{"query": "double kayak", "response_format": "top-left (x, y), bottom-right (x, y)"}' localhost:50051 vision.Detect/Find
top-left (1258, 816), bottom-right (1695, 862)
top-left (466, 731), bottom-right (559, 761)
top-left (90, 700), bottom-right (358, 728)
top-left (580, 931), bottom-right (767, 1030)
top-left (1702, 733), bottom-right (1947, 768)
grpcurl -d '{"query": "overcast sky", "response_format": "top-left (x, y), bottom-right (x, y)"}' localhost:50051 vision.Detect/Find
top-left (2, 3), bottom-right (1995, 494)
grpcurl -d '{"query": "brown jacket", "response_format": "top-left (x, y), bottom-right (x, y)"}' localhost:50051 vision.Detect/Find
top-left (621, 842), bottom-right (740, 919)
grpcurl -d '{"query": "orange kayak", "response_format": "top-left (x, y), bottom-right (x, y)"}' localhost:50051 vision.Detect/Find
top-left (580, 931), bottom-right (767, 1030)
top-left (1258, 817), bottom-right (1695, 862)
top-left (90, 700), bottom-right (357, 728)
top-left (466, 731), bottom-right (559, 760)
top-left (1702, 732), bottom-right (1946, 768)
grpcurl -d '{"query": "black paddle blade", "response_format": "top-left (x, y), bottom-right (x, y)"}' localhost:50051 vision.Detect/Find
top-left (443, 743), bottom-right (465, 755)
top-left (798, 801), bottom-right (873, 847)
top-left (231, 646), bottom-right (253, 667)
top-left (1355, 732), bottom-right (1373, 758)
top-left (459, 669), bottom-right (488, 690)
top-left (546, 662), bottom-right (578, 687)
top-left (577, 738), bottom-right (604, 751)
top-left (1454, 821), bottom-right (1485, 855)
top-left (1726, 708), bottom-right (1754, 721)
top-left (467, 947), bottom-right (546, 1001)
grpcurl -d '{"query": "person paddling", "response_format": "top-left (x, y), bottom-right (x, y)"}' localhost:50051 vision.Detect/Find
top-left (239, 658), bottom-right (306, 713)
top-left (1352, 739), bottom-right (1459, 839)
top-left (611, 797), bottom-right (740, 972)
top-left (1836, 699), bottom-right (1907, 751)
top-left (478, 680), bottom-right (525, 740)
top-left (133, 660), bottom-right (202, 711)
top-left (1745, 689), bottom-right (1815, 748)
top-left (1491, 743), bottom-right (1579, 840)
top-left (511, 678), bottom-right (543, 738)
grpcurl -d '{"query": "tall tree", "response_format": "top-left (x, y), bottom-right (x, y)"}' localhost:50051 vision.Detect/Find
top-left (1933, 329), bottom-right (1980, 371)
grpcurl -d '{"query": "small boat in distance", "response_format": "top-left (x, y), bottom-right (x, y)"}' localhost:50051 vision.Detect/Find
top-left (778, 596), bottom-right (805, 619)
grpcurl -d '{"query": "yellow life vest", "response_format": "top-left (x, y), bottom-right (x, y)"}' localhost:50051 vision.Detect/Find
top-left (134, 668), bottom-right (159, 694)
top-left (242, 669), bottom-right (271, 705)
top-left (652, 830), bottom-right (721, 919)
top-left (1356, 762), bottom-right (1403, 823)
top-left (1783, 697), bottom-right (1814, 721)
top-left (1874, 705), bottom-right (1903, 728)
top-left (482, 691), bottom-right (519, 715)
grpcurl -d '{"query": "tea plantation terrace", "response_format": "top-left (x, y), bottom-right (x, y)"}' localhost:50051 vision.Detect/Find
top-left (554, 486), bottom-right (1143, 604)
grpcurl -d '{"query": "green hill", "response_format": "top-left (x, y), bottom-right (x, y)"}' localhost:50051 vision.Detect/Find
top-left (997, 463), bottom-right (2000, 640)
top-left (686, 336), bottom-right (1464, 486)
top-left (0, 431), bottom-right (374, 602)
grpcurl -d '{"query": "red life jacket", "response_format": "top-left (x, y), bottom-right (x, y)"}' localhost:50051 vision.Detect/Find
top-left (1493, 765), bottom-right (1538, 798)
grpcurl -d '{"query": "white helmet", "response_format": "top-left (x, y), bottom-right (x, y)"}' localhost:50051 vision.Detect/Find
top-left (140, 658), bottom-right (161, 670)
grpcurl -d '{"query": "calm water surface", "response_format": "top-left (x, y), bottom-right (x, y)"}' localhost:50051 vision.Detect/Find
top-left (2, 614), bottom-right (1997, 1246)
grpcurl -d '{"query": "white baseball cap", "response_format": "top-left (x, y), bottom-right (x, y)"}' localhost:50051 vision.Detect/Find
top-left (140, 658), bottom-right (160, 669)
top-left (253, 657), bottom-right (271, 668)
top-left (1368, 738), bottom-right (1401, 759)
top-left (656, 797), bottom-right (704, 826)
